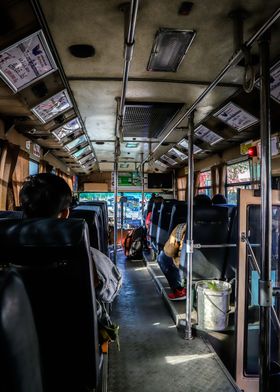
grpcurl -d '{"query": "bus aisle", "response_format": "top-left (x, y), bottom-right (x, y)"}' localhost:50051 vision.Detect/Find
top-left (108, 252), bottom-right (240, 392)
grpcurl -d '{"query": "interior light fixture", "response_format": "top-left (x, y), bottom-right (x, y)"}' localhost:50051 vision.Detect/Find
top-left (195, 125), bottom-right (223, 145)
top-left (126, 142), bottom-right (139, 148)
top-left (147, 28), bottom-right (196, 72)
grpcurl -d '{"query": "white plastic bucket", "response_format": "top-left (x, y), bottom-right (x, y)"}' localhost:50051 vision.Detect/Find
top-left (196, 280), bottom-right (232, 331)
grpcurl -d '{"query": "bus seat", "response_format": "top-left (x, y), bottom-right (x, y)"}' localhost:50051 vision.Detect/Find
top-left (168, 201), bottom-right (188, 237)
top-left (0, 268), bottom-right (43, 392)
top-left (156, 200), bottom-right (177, 252)
top-left (149, 201), bottom-right (163, 253)
top-left (181, 206), bottom-right (229, 280)
top-left (69, 208), bottom-right (102, 250)
top-left (78, 202), bottom-right (109, 254)
top-left (0, 218), bottom-right (100, 392)
top-left (74, 205), bottom-right (107, 253)
top-left (0, 211), bottom-right (23, 219)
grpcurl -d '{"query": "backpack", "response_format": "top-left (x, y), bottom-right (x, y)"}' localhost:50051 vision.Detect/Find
top-left (123, 226), bottom-right (144, 260)
top-left (91, 248), bottom-right (122, 303)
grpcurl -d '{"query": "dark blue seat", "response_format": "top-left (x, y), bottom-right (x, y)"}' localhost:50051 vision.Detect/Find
top-left (0, 211), bottom-right (23, 219)
top-left (69, 208), bottom-right (102, 250)
top-left (79, 201), bottom-right (109, 254)
top-left (74, 205), bottom-right (106, 254)
top-left (168, 201), bottom-right (188, 237)
top-left (149, 200), bottom-right (164, 252)
top-left (180, 206), bottom-right (229, 280)
top-left (0, 218), bottom-right (100, 392)
top-left (0, 269), bottom-right (43, 392)
top-left (156, 200), bottom-right (177, 251)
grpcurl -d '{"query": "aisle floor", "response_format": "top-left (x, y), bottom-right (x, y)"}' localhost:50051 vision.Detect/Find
top-left (108, 253), bottom-right (240, 392)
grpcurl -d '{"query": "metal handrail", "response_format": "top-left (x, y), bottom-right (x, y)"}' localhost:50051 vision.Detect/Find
top-left (241, 234), bottom-right (280, 332)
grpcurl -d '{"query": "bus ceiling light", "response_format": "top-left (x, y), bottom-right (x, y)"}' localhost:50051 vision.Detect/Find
top-left (147, 28), bottom-right (196, 72)
top-left (126, 142), bottom-right (139, 148)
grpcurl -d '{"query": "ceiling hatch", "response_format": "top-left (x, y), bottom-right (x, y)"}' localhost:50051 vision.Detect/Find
top-left (123, 101), bottom-right (184, 138)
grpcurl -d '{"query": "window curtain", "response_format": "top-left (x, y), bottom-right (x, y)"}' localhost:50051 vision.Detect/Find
top-left (12, 149), bottom-right (29, 207)
top-left (177, 176), bottom-right (187, 201)
top-left (39, 160), bottom-right (48, 173)
top-left (193, 170), bottom-right (201, 195)
top-left (211, 165), bottom-right (218, 196)
top-left (0, 141), bottom-right (20, 210)
top-left (217, 163), bottom-right (226, 195)
top-left (57, 169), bottom-right (73, 191)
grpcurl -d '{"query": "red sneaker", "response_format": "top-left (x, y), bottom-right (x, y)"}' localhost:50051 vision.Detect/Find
top-left (168, 288), bottom-right (186, 301)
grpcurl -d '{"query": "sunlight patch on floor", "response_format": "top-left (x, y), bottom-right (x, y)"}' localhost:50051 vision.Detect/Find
top-left (165, 352), bottom-right (215, 365)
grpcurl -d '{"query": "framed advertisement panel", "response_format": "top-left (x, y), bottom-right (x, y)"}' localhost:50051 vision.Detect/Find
top-left (0, 30), bottom-right (57, 93)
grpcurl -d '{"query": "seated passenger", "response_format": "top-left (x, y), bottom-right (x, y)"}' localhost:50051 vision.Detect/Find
top-left (212, 193), bottom-right (227, 205)
top-left (157, 194), bottom-right (211, 300)
top-left (19, 173), bottom-right (122, 304)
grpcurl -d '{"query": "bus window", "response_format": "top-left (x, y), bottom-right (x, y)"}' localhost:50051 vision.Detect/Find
top-left (29, 160), bottom-right (39, 175)
top-left (79, 192), bottom-right (152, 228)
top-left (197, 170), bottom-right (212, 197)
top-left (226, 160), bottom-right (251, 204)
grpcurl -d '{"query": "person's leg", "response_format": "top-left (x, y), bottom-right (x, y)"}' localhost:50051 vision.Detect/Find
top-left (157, 251), bottom-right (183, 291)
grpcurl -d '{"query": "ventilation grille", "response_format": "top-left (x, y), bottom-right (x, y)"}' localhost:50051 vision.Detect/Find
top-left (123, 102), bottom-right (183, 138)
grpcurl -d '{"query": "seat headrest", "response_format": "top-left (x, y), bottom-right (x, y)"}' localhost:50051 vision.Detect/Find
top-left (0, 218), bottom-right (90, 263)
top-left (194, 206), bottom-right (228, 222)
top-left (75, 205), bottom-right (102, 215)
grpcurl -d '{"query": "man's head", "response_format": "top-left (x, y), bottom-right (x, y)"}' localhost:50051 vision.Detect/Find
top-left (20, 173), bottom-right (72, 218)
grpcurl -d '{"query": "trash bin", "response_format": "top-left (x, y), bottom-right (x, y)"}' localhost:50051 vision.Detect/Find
top-left (196, 280), bottom-right (232, 331)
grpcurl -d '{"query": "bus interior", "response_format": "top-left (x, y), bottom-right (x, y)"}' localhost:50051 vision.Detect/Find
top-left (0, 1), bottom-right (280, 391)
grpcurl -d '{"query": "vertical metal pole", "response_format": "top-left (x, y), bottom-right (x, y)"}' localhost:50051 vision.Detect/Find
top-left (172, 169), bottom-right (176, 199)
top-left (113, 162), bottom-right (118, 264)
top-left (185, 112), bottom-right (194, 340)
top-left (141, 153), bottom-right (145, 222)
top-left (258, 32), bottom-right (272, 392)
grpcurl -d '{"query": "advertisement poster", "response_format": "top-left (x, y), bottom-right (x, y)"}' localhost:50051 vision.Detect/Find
top-left (32, 89), bottom-right (72, 123)
top-left (0, 31), bottom-right (56, 92)
top-left (52, 117), bottom-right (81, 140)
top-left (214, 102), bottom-right (259, 131)
top-left (195, 124), bottom-right (223, 145)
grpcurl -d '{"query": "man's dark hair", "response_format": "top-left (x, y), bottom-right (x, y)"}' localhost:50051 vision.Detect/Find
top-left (20, 173), bottom-right (72, 218)
top-left (193, 193), bottom-right (212, 207)
top-left (212, 193), bottom-right (227, 205)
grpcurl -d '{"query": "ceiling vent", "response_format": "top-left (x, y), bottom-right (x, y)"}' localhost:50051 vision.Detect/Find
top-left (123, 101), bottom-right (183, 138)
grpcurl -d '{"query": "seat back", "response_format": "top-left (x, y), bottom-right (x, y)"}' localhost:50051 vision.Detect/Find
top-left (69, 208), bottom-right (101, 250)
top-left (0, 218), bottom-right (100, 392)
top-left (156, 200), bottom-right (177, 251)
top-left (224, 206), bottom-right (238, 281)
top-left (0, 269), bottom-right (43, 392)
top-left (74, 205), bottom-right (106, 253)
top-left (168, 201), bottom-right (188, 237)
top-left (79, 201), bottom-right (109, 253)
top-left (149, 201), bottom-right (163, 251)
top-left (181, 206), bottom-right (229, 280)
